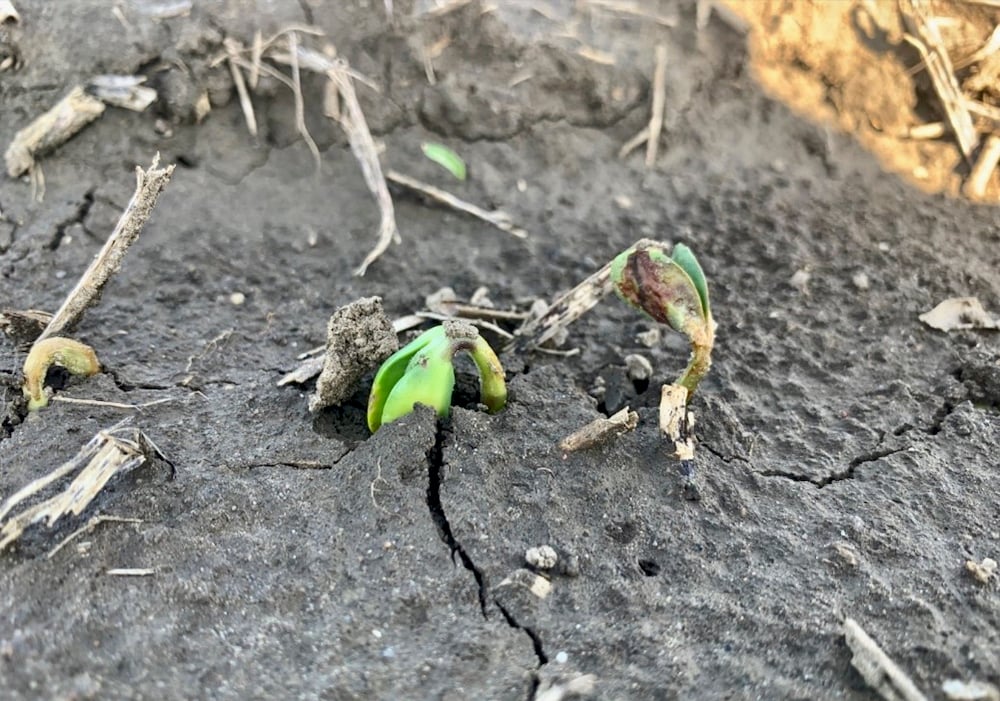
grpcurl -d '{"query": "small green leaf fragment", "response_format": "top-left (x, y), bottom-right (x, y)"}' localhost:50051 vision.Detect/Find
top-left (421, 142), bottom-right (467, 181)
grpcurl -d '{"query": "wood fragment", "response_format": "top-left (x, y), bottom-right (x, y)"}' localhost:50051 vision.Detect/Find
top-left (386, 169), bottom-right (529, 239)
top-left (964, 135), bottom-right (1000, 198)
top-left (512, 256), bottom-right (617, 350)
top-left (46, 514), bottom-right (143, 559)
top-left (900, 0), bottom-right (979, 160)
top-left (4, 86), bottom-right (106, 178)
top-left (843, 617), bottom-right (929, 701)
top-left (0, 423), bottom-right (165, 551)
top-left (646, 44), bottom-right (668, 168)
top-left (37, 155), bottom-right (174, 342)
top-left (559, 407), bottom-right (639, 453)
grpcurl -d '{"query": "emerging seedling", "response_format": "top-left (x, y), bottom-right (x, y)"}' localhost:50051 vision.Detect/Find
top-left (610, 241), bottom-right (715, 396)
top-left (367, 321), bottom-right (506, 432)
top-left (22, 336), bottom-right (101, 410)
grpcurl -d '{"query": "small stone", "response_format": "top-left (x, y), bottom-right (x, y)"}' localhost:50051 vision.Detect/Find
top-left (636, 327), bottom-right (660, 347)
top-left (878, 241), bottom-right (890, 252)
top-left (555, 651), bottom-right (569, 664)
top-left (526, 545), bottom-right (559, 570)
top-left (851, 272), bottom-right (870, 291)
top-left (229, 292), bottom-right (245, 306)
top-left (966, 557), bottom-right (997, 585)
top-left (614, 194), bottom-right (633, 209)
top-left (789, 268), bottom-right (810, 294)
top-left (517, 179), bottom-right (527, 192)
top-left (624, 354), bottom-right (653, 383)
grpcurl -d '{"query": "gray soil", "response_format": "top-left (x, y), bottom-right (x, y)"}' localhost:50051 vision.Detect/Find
top-left (1, 2), bottom-right (999, 700)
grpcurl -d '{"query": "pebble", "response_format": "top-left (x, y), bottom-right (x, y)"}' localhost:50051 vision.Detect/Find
top-left (230, 292), bottom-right (246, 306)
top-left (636, 327), bottom-right (661, 347)
top-left (851, 272), bottom-right (870, 291)
top-left (525, 545), bottom-right (559, 570)
top-left (555, 651), bottom-right (569, 664)
top-left (624, 354), bottom-right (653, 383)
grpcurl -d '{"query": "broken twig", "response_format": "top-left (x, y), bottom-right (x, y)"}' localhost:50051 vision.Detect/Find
top-left (37, 155), bottom-right (174, 342)
top-left (900, 0), bottom-right (978, 161)
top-left (964, 135), bottom-right (1000, 199)
top-left (0, 422), bottom-right (168, 551)
top-left (559, 407), bottom-right (639, 453)
top-left (4, 86), bottom-right (105, 178)
top-left (46, 514), bottom-right (143, 559)
top-left (843, 618), bottom-right (929, 701)
top-left (386, 169), bottom-right (529, 239)
top-left (512, 260), bottom-right (615, 350)
top-left (646, 44), bottom-right (668, 168)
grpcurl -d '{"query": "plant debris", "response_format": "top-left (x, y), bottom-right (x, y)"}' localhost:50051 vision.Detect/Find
top-left (0, 422), bottom-right (171, 551)
top-left (4, 86), bottom-right (106, 179)
top-left (844, 617), bottom-right (929, 701)
top-left (919, 297), bottom-right (1000, 332)
top-left (559, 407), bottom-right (638, 453)
top-left (965, 556), bottom-right (997, 584)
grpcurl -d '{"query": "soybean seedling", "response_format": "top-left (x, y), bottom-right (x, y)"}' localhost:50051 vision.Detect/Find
top-left (610, 241), bottom-right (715, 396)
top-left (367, 321), bottom-right (507, 432)
top-left (513, 239), bottom-right (716, 499)
top-left (22, 336), bottom-right (101, 410)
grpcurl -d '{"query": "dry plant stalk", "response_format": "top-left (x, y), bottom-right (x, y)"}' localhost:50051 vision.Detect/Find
top-left (659, 383), bottom-right (699, 499)
top-left (843, 618), bottom-right (929, 701)
top-left (272, 44), bottom-right (399, 276)
top-left (646, 44), bottom-right (668, 168)
top-left (964, 134), bottom-right (1000, 198)
top-left (559, 407), bottom-right (639, 453)
top-left (46, 514), bottom-right (143, 559)
top-left (899, 0), bottom-right (978, 161)
top-left (0, 423), bottom-right (166, 551)
top-left (385, 170), bottom-right (529, 239)
top-left (225, 37), bottom-right (259, 137)
top-left (512, 261), bottom-right (615, 350)
top-left (4, 86), bottom-right (106, 178)
top-left (37, 154), bottom-right (174, 341)
top-left (86, 75), bottom-right (158, 112)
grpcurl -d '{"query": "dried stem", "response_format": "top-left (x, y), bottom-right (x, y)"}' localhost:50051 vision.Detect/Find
top-left (37, 155), bottom-right (174, 341)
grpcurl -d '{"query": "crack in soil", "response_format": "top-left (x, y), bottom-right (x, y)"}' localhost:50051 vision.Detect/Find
top-left (759, 442), bottom-right (907, 487)
top-left (47, 187), bottom-right (95, 251)
top-left (424, 419), bottom-right (549, 679)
